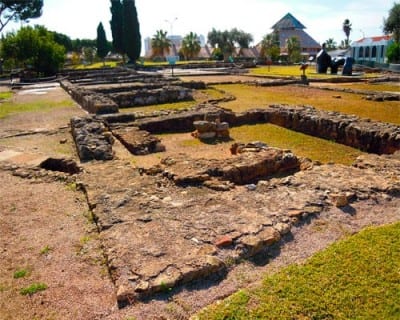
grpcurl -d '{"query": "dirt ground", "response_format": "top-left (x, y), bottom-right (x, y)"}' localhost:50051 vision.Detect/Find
top-left (0, 79), bottom-right (400, 320)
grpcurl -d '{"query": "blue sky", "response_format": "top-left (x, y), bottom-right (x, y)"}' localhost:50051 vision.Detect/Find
top-left (2, 0), bottom-right (392, 53)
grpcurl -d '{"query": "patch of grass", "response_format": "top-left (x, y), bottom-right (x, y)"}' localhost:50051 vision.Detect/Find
top-left (40, 245), bottom-right (51, 255)
top-left (20, 282), bottom-right (47, 296)
top-left (230, 124), bottom-right (363, 165)
top-left (13, 269), bottom-right (28, 279)
top-left (0, 91), bottom-right (13, 100)
top-left (73, 61), bottom-right (118, 69)
top-left (250, 65), bottom-right (381, 79)
top-left (65, 182), bottom-right (77, 192)
top-left (0, 284), bottom-right (7, 292)
top-left (215, 84), bottom-right (400, 124)
top-left (196, 222), bottom-right (400, 320)
top-left (120, 100), bottom-right (197, 114)
top-left (0, 99), bottom-right (75, 119)
top-left (330, 82), bottom-right (400, 93)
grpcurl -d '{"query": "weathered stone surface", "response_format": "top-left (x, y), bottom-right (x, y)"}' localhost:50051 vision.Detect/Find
top-left (148, 147), bottom-right (300, 188)
top-left (80, 152), bottom-right (400, 306)
top-left (61, 80), bottom-right (118, 114)
top-left (112, 127), bottom-right (165, 155)
top-left (263, 104), bottom-right (400, 154)
top-left (70, 116), bottom-right (114, 162)
top-left (109, 86), bottom-right (193, 108)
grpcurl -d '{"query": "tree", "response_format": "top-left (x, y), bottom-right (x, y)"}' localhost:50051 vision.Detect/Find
top-left (180, 32), bottom-right (201, 60)
top-left (384, 3), bottom-right (400, 63)
top-left (71, 38), bottom-right (96, 52)
top-left (96, 22), bottom-right (109, 65)
top-left (0, 0), bottom-right (43, 33)
top-left (109, 0), bottom-right (141, 63)
top-left (383, 2), bottom-right (400, 43)
top-left (110, 0), bottom-right (124, 55)
top-left (342, 19), bottom-right (352, 48)
top-left (231, 28), bottom-right (253, 56)
top-left (122, 0), bottom-right (141, 63)
top-left (52, 31), bottom-right (73, 52)
top-left (386, 42), bottom-right (400, 63)
top-left (325, 38), bottom-right (337, 51)
top-left (83, 46), bottom-right (95, 65)
top-left (151, 29), bottom-right (171, 58)
top-left (1, 25), bottom-right (65, 75)
top-left (286, 36), bottom-right (301, 63)
top-left (207, 28), bottom-right (253, 60)
top-left (260, 32), bottom-right (280, 62)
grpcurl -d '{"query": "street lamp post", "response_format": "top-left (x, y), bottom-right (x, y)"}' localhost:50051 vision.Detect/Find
top-left (165, 17), bottom-right (177, 36)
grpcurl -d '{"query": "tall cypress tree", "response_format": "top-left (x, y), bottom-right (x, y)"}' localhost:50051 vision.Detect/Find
top-left (109, 0), bottom-right (124, 55)
top-left (122, 0), bottom-right (141, 63)
top-left (96, 22), bottom-right (108, 65)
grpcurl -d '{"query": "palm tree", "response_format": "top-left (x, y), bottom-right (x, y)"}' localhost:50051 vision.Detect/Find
top-left (260, 32), bottom-right (280, 61)
top-left (342, 19), bottom-right (352, 47)
top-left (324, 38), bottom-right (337, 51)
top-left (151, 30), bottom-right (171, 58)
top-left (181, 32), bottom-right (201, 60)
top-left (286, 36), bottom-right (301, 63)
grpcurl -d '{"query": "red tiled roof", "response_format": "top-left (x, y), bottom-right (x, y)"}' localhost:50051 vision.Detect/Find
top-left (355, 35), bottom-right (392, 43)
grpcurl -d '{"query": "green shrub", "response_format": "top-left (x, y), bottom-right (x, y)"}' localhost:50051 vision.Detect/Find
top-left (20, 283), bottom-right (47, 295)
top-left (387, 42), bottom-right (400, 63)
top-left (13, 269), bottom-right (28, 279)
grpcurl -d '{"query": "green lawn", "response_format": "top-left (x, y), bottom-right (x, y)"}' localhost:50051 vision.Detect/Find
top-left (0, 99), bottom-right (75, 119)
top-left (230, 124), bottom-right (363, 165)
top-left (214, 84), bottom-right (400, 124)
top-left (196, 222), bottom-right (400, 320)
top-left (249, 65), bottom-right (381, 79)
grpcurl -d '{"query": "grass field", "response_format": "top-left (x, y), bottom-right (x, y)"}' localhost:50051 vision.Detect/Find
top-left (214, 84), bottom-right (400, 124)
top-left (0, 98), bottom-right (75, 119)
top-left (196, 222), bottom-right (400, 320)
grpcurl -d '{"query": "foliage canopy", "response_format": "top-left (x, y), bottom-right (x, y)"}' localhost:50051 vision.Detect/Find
top-left (0, 0), bottom-right (43, 32)
top-left (1, 25), bottom-right (65, 75)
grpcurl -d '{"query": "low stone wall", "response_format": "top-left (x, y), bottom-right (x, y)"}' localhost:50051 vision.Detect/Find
top-left (135, 105), bottom-right (237, 133)
top-left (61, 80), bottom-right (119, 114)
top-left (112, 127), bottom-right (165, 155)
top-left (135, 104), bottom-right (400, 155)
top-left (70, 116), bottom-right (114, 161)
top-left (72, 103), bottom-right (400, 162)
top-left (109, 86), bottom-right (193, 108)
top-left (261, 105), bottom-right (400, 154)
top-left (153, 147), bottom-right (300, 189)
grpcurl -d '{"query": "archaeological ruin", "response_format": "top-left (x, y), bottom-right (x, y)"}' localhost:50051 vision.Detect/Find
top-left (1, 66), bottom-right (399, 315)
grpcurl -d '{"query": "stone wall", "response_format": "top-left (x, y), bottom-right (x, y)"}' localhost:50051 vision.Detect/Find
top-left (61, 80), bottom-right (119, 114)
top-left (109, 86), bottom-right (193, 108)
top-left (132, 104), bottom-right (400, 155)
top-left (70, 116), bottom-right (114, 161)
top-left (71, 104), bottom-right (400, 162)
top-left (261, 105), bottom-right (400, 154)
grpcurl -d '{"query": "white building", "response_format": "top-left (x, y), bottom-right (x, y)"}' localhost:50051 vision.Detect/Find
top-left (351, 35), bottom-right (393, 64)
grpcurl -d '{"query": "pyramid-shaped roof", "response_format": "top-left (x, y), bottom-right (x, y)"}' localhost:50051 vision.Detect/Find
top-left (272, 13), bottom-right (306, 30)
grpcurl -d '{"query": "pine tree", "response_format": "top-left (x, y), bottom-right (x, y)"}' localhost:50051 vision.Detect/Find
top-left (122, 0), bottom-right (141, 63)
top-left (109, 0), bottom-right (124, 55)
top-left (96, 22), bottom-right (108, 66)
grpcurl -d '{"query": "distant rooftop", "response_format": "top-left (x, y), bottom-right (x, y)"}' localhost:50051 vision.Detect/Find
top-left (354, 35), bottom-right (392, 44)
top-left (272, 13), bottom-right (306, 30)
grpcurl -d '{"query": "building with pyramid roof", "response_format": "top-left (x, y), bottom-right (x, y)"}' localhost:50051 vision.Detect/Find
top-left (272, 13), bottom-right (321, 58)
